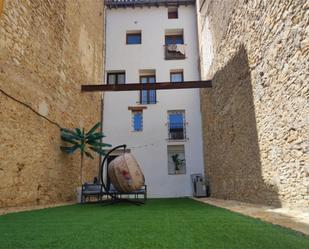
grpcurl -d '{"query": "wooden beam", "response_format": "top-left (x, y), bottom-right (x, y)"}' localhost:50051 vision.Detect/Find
top-left (128, 106), bottom-right (148, 111)
top-left (81, 80), bottom-right (212, 92)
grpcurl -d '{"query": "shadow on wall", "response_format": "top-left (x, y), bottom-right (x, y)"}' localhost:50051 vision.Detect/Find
top-left (202, 45), bottom-right (281, 207)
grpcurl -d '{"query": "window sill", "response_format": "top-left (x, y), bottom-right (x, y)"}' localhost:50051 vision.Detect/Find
top-left (136, 102), bottom-right (158, 105)
top-left (166, 138), bottom-right (189, 143)
top-left (164, 57), bottom-right (186, 60)
top-left (168, 172), bottom-right (186, 175)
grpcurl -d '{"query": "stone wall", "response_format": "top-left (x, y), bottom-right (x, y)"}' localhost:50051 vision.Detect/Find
top-left (198, 0), bottom-right (308, 208)
top-left (0, 0), bottom-right (104, 207)
top-left (0, 0), bottom-right (3, 17)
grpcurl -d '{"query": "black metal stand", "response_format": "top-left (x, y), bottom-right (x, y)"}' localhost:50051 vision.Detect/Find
top-left (100, 144), bottom-right (145, 206)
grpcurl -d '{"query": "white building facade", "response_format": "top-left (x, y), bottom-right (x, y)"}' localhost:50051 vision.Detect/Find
top-left (103, 0), bottom-right (205, 197)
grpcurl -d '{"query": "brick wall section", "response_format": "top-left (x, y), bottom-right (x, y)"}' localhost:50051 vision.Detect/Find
top-left (0, 0), bottom-right (104, 207)
top-left (198, 0), bottom-right (308, 208)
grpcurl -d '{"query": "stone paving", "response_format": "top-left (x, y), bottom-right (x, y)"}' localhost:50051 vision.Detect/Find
top-left (194, 198), bottom-right (309, 235)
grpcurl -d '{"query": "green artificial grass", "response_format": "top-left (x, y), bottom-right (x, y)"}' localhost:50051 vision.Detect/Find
top-left (0, 198), bottom-right (308, 249)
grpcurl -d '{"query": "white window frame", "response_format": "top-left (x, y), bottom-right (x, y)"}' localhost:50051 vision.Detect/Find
top-left (167, 145), bottom-right (186, 175)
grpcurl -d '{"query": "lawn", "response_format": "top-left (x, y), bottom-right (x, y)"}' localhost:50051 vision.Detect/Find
top-left (0, 198), bottom-right (308, 249)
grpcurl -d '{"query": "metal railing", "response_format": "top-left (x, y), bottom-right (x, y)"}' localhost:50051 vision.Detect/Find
top-left (168, 122), bottom-right (186, 140)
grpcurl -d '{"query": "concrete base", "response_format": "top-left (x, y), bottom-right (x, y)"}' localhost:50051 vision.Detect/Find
top-left (193, 198), bottom-right (309, 235)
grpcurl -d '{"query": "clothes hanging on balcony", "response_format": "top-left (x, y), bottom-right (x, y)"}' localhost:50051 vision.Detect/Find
top-left (167, 44), bottom-right (185, 55)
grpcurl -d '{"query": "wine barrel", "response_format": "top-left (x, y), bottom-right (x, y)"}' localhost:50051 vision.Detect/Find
top-left (108, 153), bottom-right (145, 193)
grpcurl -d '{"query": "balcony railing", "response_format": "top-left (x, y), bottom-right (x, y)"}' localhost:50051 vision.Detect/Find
top-left (164, 44), bottom-right (186, 60)
top-left (168, 122), bottom-right (186, 140)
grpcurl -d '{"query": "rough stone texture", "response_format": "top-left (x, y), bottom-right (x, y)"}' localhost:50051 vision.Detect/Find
top-left (0, 0), bottom-right (104, 207)
top-left (198, 0), bottom-right (308, 208)
top-left (0, 1), bottom-right (3, 17)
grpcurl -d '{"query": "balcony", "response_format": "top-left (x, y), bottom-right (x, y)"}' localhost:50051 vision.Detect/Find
top-left (168, 122), bottom-right (186, 140)
top-left (164, 44), bottom-right (186, 60)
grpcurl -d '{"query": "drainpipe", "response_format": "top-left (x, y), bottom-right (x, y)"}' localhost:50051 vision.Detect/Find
top-left (195, 0), bottom-right (207, 178)
top-left (99, 0), bottom-right (107, 182)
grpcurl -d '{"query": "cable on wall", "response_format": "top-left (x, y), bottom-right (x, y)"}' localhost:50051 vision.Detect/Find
top-left (0, 87), bottom-right (62, 129)
top-left (130, 139), bottom-right (167, 150)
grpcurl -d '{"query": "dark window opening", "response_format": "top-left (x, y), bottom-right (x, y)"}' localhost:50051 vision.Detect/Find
top-left (168, 7), bottom-right (178, 19)
top-left (107, 72), bottom-right (125, 84)
top-left (140, 75), bottom-right (156, 104)
top-left (126, 32), bottom-right (142, 44)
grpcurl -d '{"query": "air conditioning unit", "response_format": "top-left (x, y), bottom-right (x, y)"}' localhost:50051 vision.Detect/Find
top-left (191, 174), bottom-right (209, 197)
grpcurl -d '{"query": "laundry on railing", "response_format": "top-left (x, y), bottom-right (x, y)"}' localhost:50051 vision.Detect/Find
top-left (167, 44), bottom-right (186, 55)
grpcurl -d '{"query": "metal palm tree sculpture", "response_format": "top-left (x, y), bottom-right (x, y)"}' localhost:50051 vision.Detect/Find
top-left (171, 154), bottom-right (185, 172)
top-left (60, 122), bottom-right (111, 185)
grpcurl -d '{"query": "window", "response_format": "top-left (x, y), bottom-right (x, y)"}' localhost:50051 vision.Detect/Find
top-left (164, 30), bottom-right (185, 60)
top-left (126, 31), bottom-right (141, 44)
top-left (168, 111), bottom-right (186, 140)
top-left (170, 71), bottom-right (183, 83)
top-left (107, 72), bottom-right (125, 84)
top-left (167, 145), bottom-right (186, 175)
top-left (140, 75), bottom-right (156, 104)
top-left (165, 35), bottom-right (184, 45)
top-left (132, 111), bottom-right (143, 132)
top-left (168, 7), bottom-right (178, 19)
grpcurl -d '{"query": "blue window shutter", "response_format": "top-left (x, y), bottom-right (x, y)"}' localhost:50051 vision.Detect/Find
top-left (133, 112), bottom-right (143, 131)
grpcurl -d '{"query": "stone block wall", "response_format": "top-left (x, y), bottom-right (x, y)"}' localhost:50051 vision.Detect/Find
top-left (197, 0), bottom-right (308, 208)
top-left (0, 0), bottom-right (104, 207)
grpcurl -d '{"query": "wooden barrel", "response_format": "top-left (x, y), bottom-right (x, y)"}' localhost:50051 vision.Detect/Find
top-left (108, 153), bottom-right (145, 193)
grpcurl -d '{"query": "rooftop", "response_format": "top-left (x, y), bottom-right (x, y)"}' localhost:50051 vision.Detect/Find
top-left (105, 0), bottom-right (195, 8)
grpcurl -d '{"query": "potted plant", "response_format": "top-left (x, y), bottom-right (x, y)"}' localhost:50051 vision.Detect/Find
top-left (60, 122), bottom-right (111, 202)
top-left (171, 154), bottom-right (185, 174)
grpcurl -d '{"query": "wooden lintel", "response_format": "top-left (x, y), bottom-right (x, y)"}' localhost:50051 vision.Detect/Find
top-left (128, 106), bottom-right (148, 111)
top-left (81, 80), bottom-right (212, 92)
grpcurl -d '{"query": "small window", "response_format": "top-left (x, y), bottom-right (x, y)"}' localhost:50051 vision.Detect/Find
top-left (170, 71), bottom-right (183, 83)
top-left (168, 145), bottom-right (186, 175)
top-left (107, 72), bottom-right (125, 84)
top-left (126, 31), bottom-right (142, 44)
top-left (168, 110), bottom-right (186, 140)
top-left (168, 7), bottom-right (178, 19)
top-left (132, 111), bottom-right (143, 132)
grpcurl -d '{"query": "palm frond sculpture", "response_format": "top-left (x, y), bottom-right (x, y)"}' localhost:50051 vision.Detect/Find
top-left (60, 122), bottom-right (112, 185)
top-left (171, 154), bottom-right (185, 171)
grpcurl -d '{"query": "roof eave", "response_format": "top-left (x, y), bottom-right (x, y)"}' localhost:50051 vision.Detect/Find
top-left (105, 0), bottom-right (196, 9)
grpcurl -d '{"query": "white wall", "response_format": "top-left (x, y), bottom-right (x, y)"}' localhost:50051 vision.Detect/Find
top-left (195, 0), bottom-right (214, 79)
top-left (103, 5), bottom-right (205, 197)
